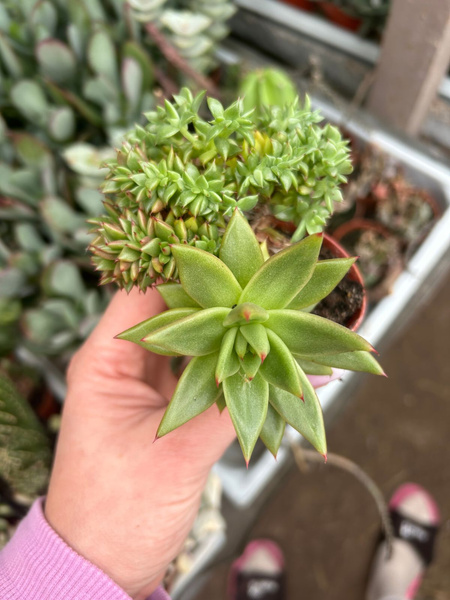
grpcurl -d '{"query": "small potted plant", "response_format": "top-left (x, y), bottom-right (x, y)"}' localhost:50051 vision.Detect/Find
top-left (90, 88), bottom-right (384, 463)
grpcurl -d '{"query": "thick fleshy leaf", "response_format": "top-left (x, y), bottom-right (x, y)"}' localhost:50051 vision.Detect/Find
top-left (219, 209), bottom-right (264, 287)
top-left (223, 303), bottom-right (269, 327)
top-left (239, 234), bottom-right (322, 309)
top-left (157, 353), bottom-right (221, 437)
top-left (142, 307), bottom-right (229, 356)
top-left (296, 351), bottom-right (384, 375)
top-left (296, 359), bottom-right (333, 376)
top-left (269, 367), bottom-right (327, 456)
top-left (36, 39), bottom-right (77, 84)
top-left (171, 245), bottom-right (242, 308)
top-left (216, 328), bottom-right (240, 384)
top-left (117, 308), bottom-right (197, 355)
top-left (260, 404), bottom-right (286, 457)
top-left (240, 323), bottom-right (270, 360)
top-left (156, 283), bottom-right (201, 309)
top-left (241, 352), bottom-right (262, 379)
top-left (235, 330), bottom-right (248, 359)
top-left (266, 310), bottom-right (373, 355)
top-left (260, 329), bottom-right (302, 397)
top-left (287, 258), bottom-right (356, 310)
top-left (223, 372), bottom-right (269, 462)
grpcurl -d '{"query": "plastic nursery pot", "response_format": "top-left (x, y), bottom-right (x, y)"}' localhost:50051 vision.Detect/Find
top-left (318, 2), bottom-right (362, 31)
top-left (332, 217), bottom-right (403, 304)
top-left (281, 0), bottom-right (316, 12)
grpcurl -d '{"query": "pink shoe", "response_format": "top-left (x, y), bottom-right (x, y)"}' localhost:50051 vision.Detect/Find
top-left (366, 483), bottom-right (440, 600)
top-left (228, 539), bottom-right (286, 600)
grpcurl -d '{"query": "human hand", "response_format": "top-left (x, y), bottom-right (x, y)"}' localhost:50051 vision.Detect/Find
top-left (45, 288), bottom-right (235, 599)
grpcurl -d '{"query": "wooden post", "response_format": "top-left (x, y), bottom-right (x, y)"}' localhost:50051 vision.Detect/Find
top-left (367, 0), bottom-right (450, 135)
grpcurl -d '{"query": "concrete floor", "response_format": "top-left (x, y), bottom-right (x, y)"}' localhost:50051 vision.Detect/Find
top-left (196, 271), bottom-right (450, 600)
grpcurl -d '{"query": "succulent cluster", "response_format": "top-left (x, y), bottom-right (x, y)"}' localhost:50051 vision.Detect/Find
top-left (90, 87), bottom-right (352, 291)
top-left (118, 211), bottom-right (383, 461)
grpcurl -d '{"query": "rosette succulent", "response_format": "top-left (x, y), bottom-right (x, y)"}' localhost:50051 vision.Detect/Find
top-left (90, 87), bottom-right (352, 291)
top-left (117, 211), bottom-right (383, 462)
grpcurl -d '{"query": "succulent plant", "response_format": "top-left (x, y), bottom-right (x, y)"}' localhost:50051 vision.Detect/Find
top-left (0, 372), bottom-right (51, 500)
top-left (324, 0), bottom-right (391, 36)
top-left (116, 211), bottom-right (383, 462)
top-left (373, 178), bottom-right (437, 243)
top-left (90, 87), bottom-right (352, 291)
top-left (240, 68), bottom-right (298, 119)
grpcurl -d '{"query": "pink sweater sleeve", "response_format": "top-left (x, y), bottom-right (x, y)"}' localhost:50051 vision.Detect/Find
top-left (0, 498), bottom-right (170, 600)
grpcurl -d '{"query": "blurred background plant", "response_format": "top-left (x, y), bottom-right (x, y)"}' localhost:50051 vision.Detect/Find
top-left (0, 0), bottom-right (236, 362)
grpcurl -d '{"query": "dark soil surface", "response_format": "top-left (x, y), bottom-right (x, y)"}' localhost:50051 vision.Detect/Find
top-left (196, 273), bottom-right (450, 600)
top-left (313, 245), bottom-right (364, 327)
top-left (313, 278), bottom-right (364, 326)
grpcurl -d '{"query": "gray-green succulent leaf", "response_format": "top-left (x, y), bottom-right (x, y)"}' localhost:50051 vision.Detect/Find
top-left (118, 211), bottom-right (383, 462)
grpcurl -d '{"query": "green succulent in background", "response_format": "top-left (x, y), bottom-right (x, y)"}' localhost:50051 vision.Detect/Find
top-left (240, 68), bottom-right (298, 119)
top-left (117, 211), bottom-right (383, 462)
top-left (0, 372), bottom-right (51, 499)
top-left (90, 87), bottom-right (352, 291)
top-left (325, 0), bottom-right (391, 36)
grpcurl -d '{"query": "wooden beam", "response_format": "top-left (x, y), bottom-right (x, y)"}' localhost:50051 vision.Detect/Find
top-left (367, 0), bottom-right (450, 135)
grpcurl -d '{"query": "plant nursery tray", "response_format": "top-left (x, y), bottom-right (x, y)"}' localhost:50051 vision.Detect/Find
top-left (170, 530), bottom-right (227, 600)
top-left (231, 0), bottom-right (450, 104)
top-left (214, 96), bottom-right (450, 507)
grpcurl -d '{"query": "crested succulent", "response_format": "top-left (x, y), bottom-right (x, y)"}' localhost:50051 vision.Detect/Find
top-left (89, 87), bottom-right (352, 291)
top-left (117, 211), bottom-right (383, 462)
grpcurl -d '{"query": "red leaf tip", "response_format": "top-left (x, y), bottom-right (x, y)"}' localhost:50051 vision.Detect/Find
top-left (322, 453), bottom-right (328, 464)
top-left (215, 377), bottom-right (220, 388)
top-left (153, 433), bottom-right (160, 443)
top-left (244, 311), bottom-right (251, 322)
top-left (245, 458), bottom-right (250, 469)
top-left (260, 353), bottom-right (267, 363)
top-left (316, 232), bottom-right (324, 237)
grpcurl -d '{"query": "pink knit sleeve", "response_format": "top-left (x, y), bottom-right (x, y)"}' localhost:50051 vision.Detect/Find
top-left (0, 498), bottom-right (170, 600)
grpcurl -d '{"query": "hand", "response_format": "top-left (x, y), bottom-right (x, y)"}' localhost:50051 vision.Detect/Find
top-left (45, 288), bottom-right (235, 599)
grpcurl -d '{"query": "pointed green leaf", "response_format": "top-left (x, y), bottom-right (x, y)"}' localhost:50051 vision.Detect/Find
top-left (223, 302), bottom-right (269, 327)
top-left (269, 369), bottom-right (326, 456)
top-left (241, 352), bottom-right (262, 379)
top-left (216, 393), bottom-right (226, 413)
top-left (171, 245), bottom-right (242, 308)
top-left (143, 307), bottom-right (229, 356)
top-left (287, 258), bottom-right (356, 310)
top-left (296, 359), bottom-right (333, 376)
top-left (239, 234), bottom-right (322, 309)
top-left (235, 330), bottom-right (248, 359)
top-left (223, 372), bottom-right (269, 462)
top-left (260, 404), bottom-right (286, 457)
top-left (260, 329), bottom-right (302, 397)
top-left (219, 210), bottom-right (264, 287)
top-left (240, 323), bottom-right (270, 360)
top-left (295, 351), bottom-right (384, 375)
top-left (157, 282), bottom-right (201, 309)
top-left (157, 353), bottom-right (221, 437)
top-left (266, 310), bottom-right (373, 355)
top-left (117, 307), bottom-right (198, 356)
top-left (216, 328), bottom-right (240, 384)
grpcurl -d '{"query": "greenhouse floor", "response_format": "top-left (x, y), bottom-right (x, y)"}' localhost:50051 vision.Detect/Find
top-left (196, 269), bottom-right (450, 600)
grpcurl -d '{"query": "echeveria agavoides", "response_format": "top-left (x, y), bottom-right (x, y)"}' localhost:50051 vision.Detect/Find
top-left (118, 211), bottom-right (383, 463)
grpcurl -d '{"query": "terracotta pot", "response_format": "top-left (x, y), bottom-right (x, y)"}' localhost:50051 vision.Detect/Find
top-left (281, 0), bottom-right (316, 12)
top-left (332, 218), bottom-right (404, 303)
top-left (319, 2), bottom-right (362, 31)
